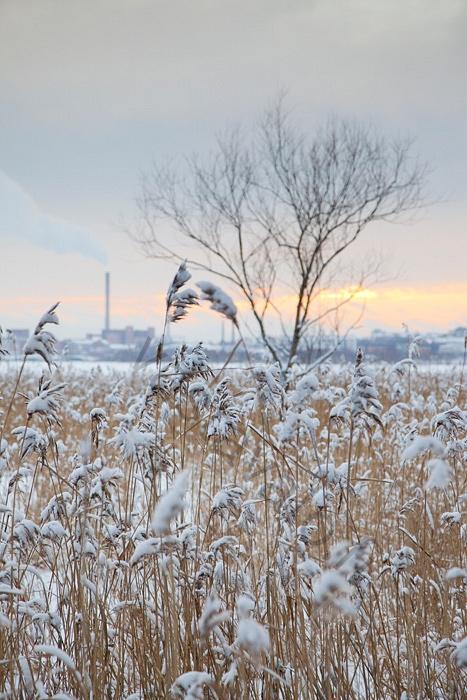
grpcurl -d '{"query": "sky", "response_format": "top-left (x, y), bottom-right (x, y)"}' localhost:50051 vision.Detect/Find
top-left (0, 0), bottom-right (466, 342)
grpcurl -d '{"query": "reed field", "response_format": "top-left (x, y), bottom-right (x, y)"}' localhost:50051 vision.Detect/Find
top-left (1, 4), bottom-right (464, 698)
top-left (0, 285), bottom-right (465, 699)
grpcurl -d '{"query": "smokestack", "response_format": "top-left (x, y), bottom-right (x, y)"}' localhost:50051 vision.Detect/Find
top-left (105, 272), bottom-right (110, 331)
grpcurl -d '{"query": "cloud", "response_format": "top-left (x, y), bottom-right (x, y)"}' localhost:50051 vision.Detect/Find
top-left (0, 170), bottom-right (107, 264)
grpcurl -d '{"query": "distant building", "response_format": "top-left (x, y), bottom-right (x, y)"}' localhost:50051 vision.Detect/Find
top-left (434, 328), bottom-right (466, 356)
top-left (359, 331), bottom-right (408, 362)
top-left (101, 326), bottom-right (155, 346)
top-left (60, 327), bottom-right (157, 362)
top-left (97, 272), bottom-right (156, 357)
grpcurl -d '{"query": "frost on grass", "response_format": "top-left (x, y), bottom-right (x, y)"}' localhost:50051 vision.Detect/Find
top-left (425, 458), bottom-right (452, 490)
top-left (0, 330), bottom-right (466, 698)
top-left (170, 671), bottom-right (213, 699)
top-left (23, 302), bottom-right (60, 367)
top-left (151, 469), bottom-right (191, 535)
top-left (237, 618), bottom-right (270, 658)
top-left (402, 434), bottom-right (446, 461)
top-left (196, 280), bottom-right (238, 324)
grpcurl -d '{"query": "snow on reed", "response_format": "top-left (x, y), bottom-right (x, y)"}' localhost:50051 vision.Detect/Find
top-left (0, 302), bottom-right (465, 698)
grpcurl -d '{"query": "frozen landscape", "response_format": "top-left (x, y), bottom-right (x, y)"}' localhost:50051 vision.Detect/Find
top-left (0, 275), bottom-right (465, 699)
top-left (2, 3), bottom-right (466, 698)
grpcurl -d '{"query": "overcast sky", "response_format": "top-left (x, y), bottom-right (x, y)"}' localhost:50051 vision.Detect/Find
top-left (0, 0), bottom-right (466, 341)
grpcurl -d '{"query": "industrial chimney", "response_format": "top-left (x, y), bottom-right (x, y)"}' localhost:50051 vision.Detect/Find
top-left (105, 272), bottom-right (110, 331)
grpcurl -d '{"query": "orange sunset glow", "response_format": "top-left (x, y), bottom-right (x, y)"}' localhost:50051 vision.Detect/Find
top-left (1, 283), bottom-right (465, 338)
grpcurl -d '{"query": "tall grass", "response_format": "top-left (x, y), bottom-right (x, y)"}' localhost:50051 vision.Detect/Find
top-left (0, 309), bottom-right (465, 698)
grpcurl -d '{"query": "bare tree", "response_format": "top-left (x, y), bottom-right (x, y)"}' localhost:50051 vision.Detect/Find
top-left (133, 100), bottom-right (425, 370)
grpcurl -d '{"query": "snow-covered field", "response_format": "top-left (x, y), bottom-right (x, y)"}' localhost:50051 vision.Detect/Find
top-left (0, 304), bottom-right (466, 699)
top-left (0, 360), bottom-right (146, 375)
